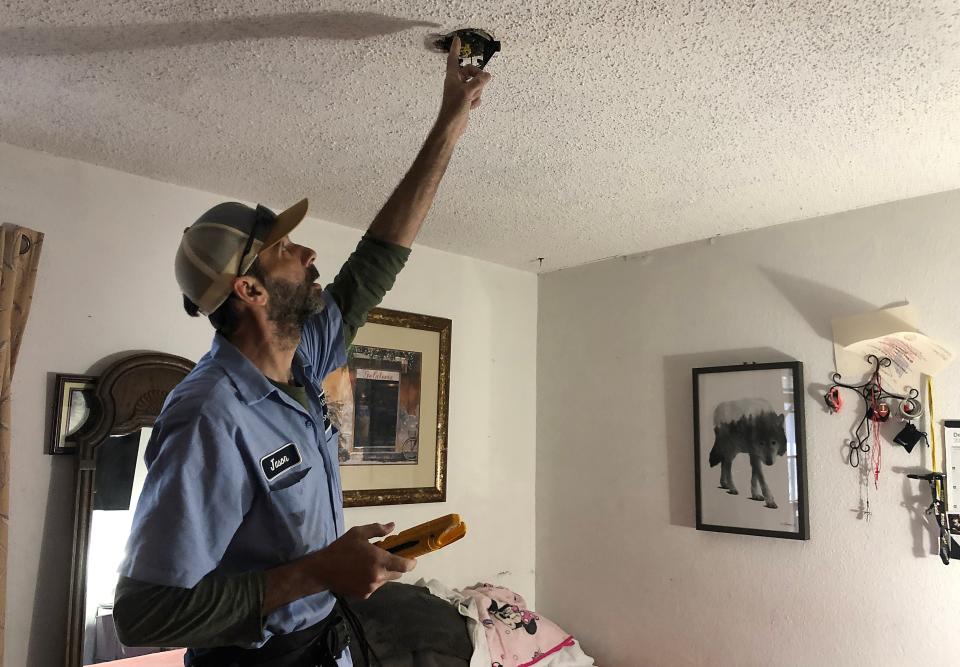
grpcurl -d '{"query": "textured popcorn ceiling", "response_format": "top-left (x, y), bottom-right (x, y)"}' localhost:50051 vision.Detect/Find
top-left (1, 1), bottom-right (959, 272)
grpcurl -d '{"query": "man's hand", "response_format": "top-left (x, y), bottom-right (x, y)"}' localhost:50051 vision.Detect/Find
top-left (316, 522), bottom-right (417, 598)
top-left (438, 36), bottom-right (492, 138)
top-left (264, 522), bottom-right (416, 613)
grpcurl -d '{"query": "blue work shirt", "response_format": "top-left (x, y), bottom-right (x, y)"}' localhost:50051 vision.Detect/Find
top-left (120, 293), bottom-right (351, 662)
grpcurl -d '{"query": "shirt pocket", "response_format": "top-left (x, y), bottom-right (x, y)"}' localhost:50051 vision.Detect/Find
top-left (266, 465), bottom-right (314, 559)
top-left (268, 465), bottom-right (312, 492)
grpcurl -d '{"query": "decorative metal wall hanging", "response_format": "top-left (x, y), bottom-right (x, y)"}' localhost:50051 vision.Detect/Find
top-left (825, 354), bottom-right (923, 469)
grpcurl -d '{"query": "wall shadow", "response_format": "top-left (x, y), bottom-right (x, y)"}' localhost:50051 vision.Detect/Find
top-left (26, 454), bottom-right (75, 665)
top-left (27, 369), bottom-right (79, 664)
top-left (1, 11), bottom-right (440, 57)
top-left (758, 267), bottom-right (877, 341)
top-left (892, 464), bottom-right (948, 559)
top-left (663, 347), bottom-right (796, 528)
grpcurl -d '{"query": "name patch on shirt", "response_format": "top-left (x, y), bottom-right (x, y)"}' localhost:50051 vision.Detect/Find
top-left (260, 442), bottom-right (302, 481)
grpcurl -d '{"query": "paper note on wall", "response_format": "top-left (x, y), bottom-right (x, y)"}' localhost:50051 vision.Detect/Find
top-left (945, 421), bottom-right (960, 517)
top-left (845, 331), bottom-right (953, 387)
top-left (832, 305), bottom-right (955, 394)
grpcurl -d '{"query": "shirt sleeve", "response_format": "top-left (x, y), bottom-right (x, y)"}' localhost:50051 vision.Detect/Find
top-left (119, 409), bottom-right (254, 588)
top-left (325, 233), bottom-right (411, 347)
top-left (113, 572), bottom-right (265, 648)
top-left (298, 291), bottom-right (348, 382)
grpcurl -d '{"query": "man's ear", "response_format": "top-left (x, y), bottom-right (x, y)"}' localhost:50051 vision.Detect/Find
top-left (232, 275), bottom-right (267, 307)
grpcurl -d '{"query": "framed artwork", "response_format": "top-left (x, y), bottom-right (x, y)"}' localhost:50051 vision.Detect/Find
top-left (693, 361), bottom-right (809, 540)
top-left (49, 374), bottom-right (97, 455)
top-left (323, 307), bottom-right (451, 507)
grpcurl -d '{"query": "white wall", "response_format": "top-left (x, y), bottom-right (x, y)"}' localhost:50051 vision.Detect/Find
top-left (0, 141), bottom-right (538, 667)
top-left (537, 189), bottom-right (960, 666)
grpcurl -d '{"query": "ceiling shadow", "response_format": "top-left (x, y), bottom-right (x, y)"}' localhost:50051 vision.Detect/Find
top-left (0, 11), bottom-right (440, 57)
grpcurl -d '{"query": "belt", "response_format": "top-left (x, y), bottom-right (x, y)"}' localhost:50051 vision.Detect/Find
top-left (189, 602), bottom-right (353, 667)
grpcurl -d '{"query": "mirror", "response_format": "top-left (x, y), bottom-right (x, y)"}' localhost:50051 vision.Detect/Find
top-left (66, 353), bottom-right (195, 667)
top-left (82, 429), bottom-right (158, 664)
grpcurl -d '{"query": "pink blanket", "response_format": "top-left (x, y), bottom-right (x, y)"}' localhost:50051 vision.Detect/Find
top-left (462, 584), bottom-right (574, 667)
top-left (95, 649), bottom-right (186, 665)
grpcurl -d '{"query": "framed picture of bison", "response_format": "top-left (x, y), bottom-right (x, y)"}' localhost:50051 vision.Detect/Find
top-left (693, 361), bottom-right (809, 540)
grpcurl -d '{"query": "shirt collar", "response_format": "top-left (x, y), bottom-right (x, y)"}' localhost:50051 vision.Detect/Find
top-left (210, 332), bottom-right (313, 405)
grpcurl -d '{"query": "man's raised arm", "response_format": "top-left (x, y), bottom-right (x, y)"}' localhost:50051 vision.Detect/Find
top-left (366, 36), bottom-right (492, 248)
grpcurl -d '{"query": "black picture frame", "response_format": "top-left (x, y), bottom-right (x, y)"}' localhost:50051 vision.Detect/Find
top-left (48, 373), bottom-right (97, 455)
top-left (693, 361), bottom-right (809, 540)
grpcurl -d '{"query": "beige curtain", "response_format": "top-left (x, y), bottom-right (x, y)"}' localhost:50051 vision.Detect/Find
top-left (0, 224), bottom-right (43, 665)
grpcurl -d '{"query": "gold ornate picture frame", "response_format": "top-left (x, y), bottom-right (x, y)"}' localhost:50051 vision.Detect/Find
top-left (323, 307), bottom-right (451, 507)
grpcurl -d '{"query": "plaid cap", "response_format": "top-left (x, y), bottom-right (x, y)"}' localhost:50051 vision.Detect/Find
top-left (175, 199), bottom-right (309, 315)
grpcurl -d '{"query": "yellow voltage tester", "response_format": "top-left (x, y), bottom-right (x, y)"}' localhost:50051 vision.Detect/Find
top-left (375, 514), bottom-right (467, 559)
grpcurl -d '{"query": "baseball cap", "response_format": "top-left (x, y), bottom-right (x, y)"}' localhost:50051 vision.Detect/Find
top-left (175, 198), bottom-right (309, 315)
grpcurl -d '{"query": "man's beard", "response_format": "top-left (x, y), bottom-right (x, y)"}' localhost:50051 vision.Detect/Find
top-left (265, 266), bottom-right (322, 343)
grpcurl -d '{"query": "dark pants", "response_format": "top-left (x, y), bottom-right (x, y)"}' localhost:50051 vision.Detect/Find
top-left (187, 603), bottom-right (365, 667)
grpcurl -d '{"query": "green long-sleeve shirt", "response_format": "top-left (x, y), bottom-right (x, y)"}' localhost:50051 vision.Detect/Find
top-left (114, 233), bottom-right (410, 649)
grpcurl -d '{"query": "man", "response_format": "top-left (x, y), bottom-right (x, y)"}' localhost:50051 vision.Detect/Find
top-left (113, 39), bottom-right (490, 667)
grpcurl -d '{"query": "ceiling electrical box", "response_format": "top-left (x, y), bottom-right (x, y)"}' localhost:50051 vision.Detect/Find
top-left (430, 28), bottom-right (501, 69)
